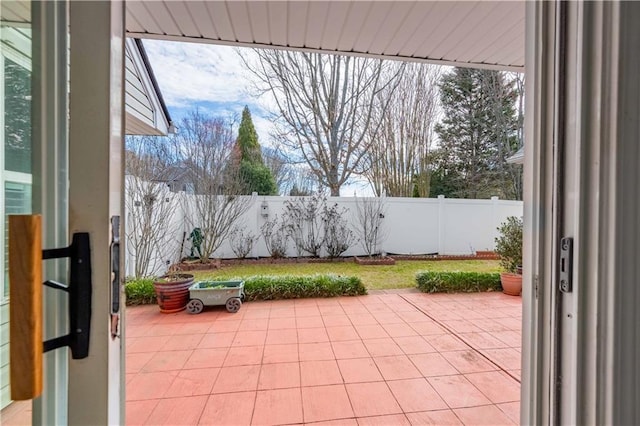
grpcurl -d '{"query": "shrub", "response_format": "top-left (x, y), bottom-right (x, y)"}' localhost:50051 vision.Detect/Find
top-left (283, 193), bottom-right (326, 257)
top-left (261, 215), bottom-right (288, 258)
top-left (125, 278), bottom-right (156, 305)
top-left (124, 274), bottom-right (366, 305)
top-left (229, 226), bottom-right (257, 258)
top-left (322, 202), bottom-right (355, 258)
top-left (354, 196), bottom-right (387, 257)
top-left (415, 271), bottom-right (501, 293)
top-left (243, 275), bottom-right (366, 300)
top-left (494, 216), bottom-right (523, 273)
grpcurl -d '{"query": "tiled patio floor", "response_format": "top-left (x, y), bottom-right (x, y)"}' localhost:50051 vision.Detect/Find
top-left (125, 291), bottom-right (522, 425)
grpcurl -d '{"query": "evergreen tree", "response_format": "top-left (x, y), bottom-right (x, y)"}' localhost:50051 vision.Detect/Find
top-left (427, 148), bottom-right (463, 198)
top-left (234, 106), bottom-right (277, 195)
top-left (434, 68), bottom-right (520, 199)
top-left (237, 106), bottom-right (263, 164)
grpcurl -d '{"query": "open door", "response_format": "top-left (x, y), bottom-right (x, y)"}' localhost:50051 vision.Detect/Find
top-left (3, 1), bottom-right (126, 424)
top-left (525, 2), bottom-right (640, 424)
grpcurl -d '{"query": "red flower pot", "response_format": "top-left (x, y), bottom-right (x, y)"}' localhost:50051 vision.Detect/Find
top-left (153, 274), bottom-right (195, 313)
top-left (500, 272), bottom-right (522, 296)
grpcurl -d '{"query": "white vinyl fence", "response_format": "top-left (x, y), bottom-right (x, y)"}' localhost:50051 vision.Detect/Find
top-left (125, 178), bottom-right (523, 277)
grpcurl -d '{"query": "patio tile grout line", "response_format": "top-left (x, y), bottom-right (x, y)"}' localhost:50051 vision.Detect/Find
top-left (250, 308), bottom-right (272, 424)
top-left (373, 296), bottom-right (517, 424)
top-left (356, 297), bottom-right (453, 422)
top-left (398, 294), bottom-right (521, 384)
top-left (127, 297), bottom-right (517, 424)
top-left (296, 330), bottom-right (306, 425)
top-left (368, 296), bottom-right (469, 422)
top-left (331, 299), bottom-right (361, 423)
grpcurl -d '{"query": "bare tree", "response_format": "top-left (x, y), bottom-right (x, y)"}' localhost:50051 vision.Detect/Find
top-left (242, 50), bottom-right (405, 196)
top-left (176, 110), bottom-right (253, 262)
top-left (262, 144), bottom-right (290, 194)
top-left (509, 72), bottom-right (525, 200)
top-left (354, 196), bottom-right (388, 257)
top-left (125, 136), bottom-right (177, 277)
top-left (286, 165), bottom-right (318, 196)
top-left (363, 63), bottom-right (441, 197)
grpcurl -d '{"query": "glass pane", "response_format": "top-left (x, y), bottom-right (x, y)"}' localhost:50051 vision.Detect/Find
top-left (1, 4), bottom-right (34, 414)
top-left (4, 182), bottom-right (32, 298)
top-left (4, 57), bottom-right (32, 174)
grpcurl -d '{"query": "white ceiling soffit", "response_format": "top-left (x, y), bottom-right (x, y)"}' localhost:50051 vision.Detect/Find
top-left (126, 1), bottom-right (525, 71)
top-left (1, 1), bottom-right (30, 27)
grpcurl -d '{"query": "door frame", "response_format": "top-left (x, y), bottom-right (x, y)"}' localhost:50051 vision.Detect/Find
top-left (31, 1), bottom-right (70, 424)
top-left (67, 1), bottom-right (126, 424)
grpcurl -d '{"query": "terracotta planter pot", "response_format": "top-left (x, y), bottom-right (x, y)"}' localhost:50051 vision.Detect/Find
top-left (153, 274), bottom-right (195, 313)
top-left (500, 272), bottom-right (522, 296)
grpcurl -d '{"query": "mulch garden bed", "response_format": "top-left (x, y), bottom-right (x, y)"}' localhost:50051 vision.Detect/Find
top-left (354, 256), bottom-right (396, 265)
top-left (171, 252), bottom-right (498, 271)
top-left (391, 253), bottom-right (500, 261)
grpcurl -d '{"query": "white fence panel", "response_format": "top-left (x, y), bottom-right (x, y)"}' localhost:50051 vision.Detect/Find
top-left (124, 178), bottom-right (524, 277)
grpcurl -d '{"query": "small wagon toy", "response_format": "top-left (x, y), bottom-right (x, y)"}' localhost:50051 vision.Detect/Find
top-left (186, 280), bottom-right (246, 314)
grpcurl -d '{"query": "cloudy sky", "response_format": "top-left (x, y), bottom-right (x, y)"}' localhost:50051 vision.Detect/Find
top-left (143, 39), bottom-right (276, 145)
top-left (143, 39), bottom-right (377, 195)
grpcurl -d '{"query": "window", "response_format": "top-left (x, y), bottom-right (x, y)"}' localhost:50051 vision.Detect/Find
top-left (1, 28), bottom-right (32, 300)
top-left (4, 57), bottom-right (32, 174)
top-left (3, 182), bottom-right (31, 298)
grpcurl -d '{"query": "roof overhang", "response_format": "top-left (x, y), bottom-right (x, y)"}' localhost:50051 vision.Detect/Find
top-left (507, 146), bottom-right (525, 164)
top-left (125, 38), bottom-right (174, 136)
top-left (126, 1), bottom-right (525, 72)
top-left (2, 1), bottom-right (174, 136)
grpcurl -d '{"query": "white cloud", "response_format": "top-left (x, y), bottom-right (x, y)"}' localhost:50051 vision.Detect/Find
top-left (143, 40), bottom-right (254, 108)
top-left (143, 39), bottom-right (278, 143)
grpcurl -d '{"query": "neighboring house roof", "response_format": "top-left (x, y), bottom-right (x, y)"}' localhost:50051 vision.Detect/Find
top-left (507, 146), bottom-right (524, 165)
top-left (154, 165), bottom-right (190, 183)
top-left (125, 38), bottom-right (174, 136)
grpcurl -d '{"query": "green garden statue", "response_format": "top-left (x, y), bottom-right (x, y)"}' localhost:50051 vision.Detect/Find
top-left (188, 227), bottom-right (203, 258)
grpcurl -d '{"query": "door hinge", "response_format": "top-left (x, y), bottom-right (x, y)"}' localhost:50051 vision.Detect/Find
top-left (559, 237), bottom-right (573, 293)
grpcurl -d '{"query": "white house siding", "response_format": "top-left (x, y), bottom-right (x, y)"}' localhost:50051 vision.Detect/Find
top-left (124, 40), bottom-right (156, 130)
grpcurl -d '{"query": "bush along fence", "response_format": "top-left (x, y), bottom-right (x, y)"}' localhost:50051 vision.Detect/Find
top-left (415, 271), bottom-right (502, 293)
top-left (125, 274), bottom-right (366, 305)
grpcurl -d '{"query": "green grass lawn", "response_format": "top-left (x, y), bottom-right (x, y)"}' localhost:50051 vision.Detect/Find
top-left (192, 260), bottom-right (502, 290)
